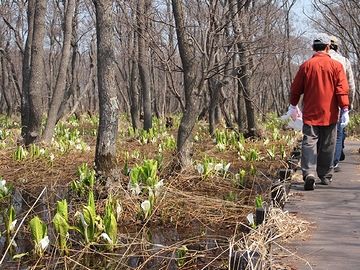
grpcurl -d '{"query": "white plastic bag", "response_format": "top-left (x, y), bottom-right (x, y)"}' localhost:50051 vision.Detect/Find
top-left (280, 113), bottom-right (303, 131)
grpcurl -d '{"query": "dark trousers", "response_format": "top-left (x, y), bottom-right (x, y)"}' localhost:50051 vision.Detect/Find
top-left (301, 123), bottom-right (337, 180)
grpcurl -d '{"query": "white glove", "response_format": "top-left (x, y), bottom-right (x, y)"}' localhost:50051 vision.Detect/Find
top-left (340, 109), bottom-right (349, 128)
top-left (288, 105), bottom-right (302, 121)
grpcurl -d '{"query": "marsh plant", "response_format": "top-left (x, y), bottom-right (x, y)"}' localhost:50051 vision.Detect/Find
top-left (214, 129), bottom-right (228, 151)
top-left (215, 162), bottom-right (231, 178)
top-left (127, 160), bottom-right (164, 221)
top-left (250, 164), bottom-right (257, 176)
top-left (13, 145), bottom-right (28, 161)
top-left (29, 216), bottom-right (49, 257)
top-left (240, 148), bottom-right (262, 162)
top-left (29, 144), bottom-right (47, 159)
top-left (101, 196), bottom-right (118, 250)
top-left (127, 126), bottom-right (137, 137)
top-left (195, 156), bottom-right (230, 178)
top-left (3, 206), bottom-right (17, 253)
top-left (0, 128), bottom-right (10, 140)
top-left (130, 149), bottom-right (141, 159)
top-left (255, 195), bottom-right (263, 209)
top-left (128, 159), bottom-right (163, 195)
top-left (71, 163), bottom-right (96, 195)
top-left (236, 133), bottom-right (246, 154)
top-left (152, 117), bottom-right (167, 133)
top-left (155, 146), bottom-right (164, 170)
top-left (0, 177), bottom-right (11, 199)
top-left (265, 113), bottom-right (282, 128)
top-left (74, 191), bottom-right (103, 245)
top-left (195, 156), bottom-right (216, 178)
top-left (0, 115), bottom-right (19, 129)
top-left (266, 145), bottom-right (276, 160)
top-left (67, 114), bottom-right (80, 127)
top-left (193, 133), bottom-right (201, 142)
top-left (162, 134), bottom-right (176, 151)
top-left (196, 157), bottom-right (231, 178)
top-left (53, 122), bottom-right (90, 153)
top-left (176, 245), bottom-right (188, 267)
top-left (235, 169), bottom-right (247, 188)
top-left (141, 188), bottom-right (157, 220)
top-left (347, 113), bottom-right (360, 135)
top-left (214, 129), bottom-right (239, 151)
top-left (138, 128), bottom-right (157, 144)
top-left (0, 178), bottom-right (13, 243)
top-left (279, 144), bottom-right (287, 159)
top-left (52, 199), bottom-right (70, 254)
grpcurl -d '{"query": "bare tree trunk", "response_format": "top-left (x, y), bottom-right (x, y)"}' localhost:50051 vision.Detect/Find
top-left (57, 3), bottom-right (80, 119)
top-left (129, 55), bottom-right (141, 130)
top-left (93, 0), bottom-right (120, 183)
top-left (229, 0), bottom-right (258, 137)
top-left (42, 0), bottom-right (76, 143)
top-left (0, 51), bottom-right (12, 116)
top-left (0, 50), bottom-right (22, 106)
top-left (236, 75), bottom-right (245, 131)
top-left (219, 88), bottom-right (233, 128)
top-left (172, 0), bottom-right (204, 168)
top-left (137, 0), bottom-right (152, 130)
top-left (24, 0), bottom-right (47, 145)
top-left (208, 79), bottom-right (222, 135)
top-left (237, 42), bottom-right (257, 137)
top-left (21, 0), bottom-right (35, 139)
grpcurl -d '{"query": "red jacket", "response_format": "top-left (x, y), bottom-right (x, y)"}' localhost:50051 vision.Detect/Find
top-left (290, 52), bottom-right (349, 126)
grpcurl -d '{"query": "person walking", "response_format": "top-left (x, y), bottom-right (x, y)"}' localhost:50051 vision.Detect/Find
top-left (329, 36), bottom-right (356, 172)
top-left (287, 33), bottom-right (349, 191)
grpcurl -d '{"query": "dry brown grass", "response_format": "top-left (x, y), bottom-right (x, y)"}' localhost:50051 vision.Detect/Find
top-left (0, 119), bottom-right (307, 269)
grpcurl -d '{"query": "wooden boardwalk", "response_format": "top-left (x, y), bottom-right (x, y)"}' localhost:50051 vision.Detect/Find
top-left (285, 140), bottom-right (360, 270)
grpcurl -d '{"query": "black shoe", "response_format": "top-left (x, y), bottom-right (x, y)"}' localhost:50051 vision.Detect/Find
top-left (304, 175), bottom-right (315, 191)
top-left (334, 164), bottom-right (341, 172)
top-left (340, 151), bottom-right (345, 161)
top-left (319, 177), bottom-right (331, 185)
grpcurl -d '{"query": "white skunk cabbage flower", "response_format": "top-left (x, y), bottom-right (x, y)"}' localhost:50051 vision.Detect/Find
top-left (196, 164), bottom-right (204, 174)
top-left (223, 163), bottom-right (231, 173)
top-left (246, 213), bottom-right (254, 226)
top-left (100, 233), bottom-right (113, 244)
top-left (0, 179), bottom-right (8, 194)
top-left (116, 200), bottom-right (123, 221)
top-left (39, 236), bottom-right (50, 251)
top-left (10, 219), bottom-right (17, 231)
top-left (128, 181), bottom-right (141, 195)
top-left (141, 200), bottom-right (151, 219)
top-left (214, 163), bottom-right (223, 172)
top-left (154, 179), bottom-right (164, 197)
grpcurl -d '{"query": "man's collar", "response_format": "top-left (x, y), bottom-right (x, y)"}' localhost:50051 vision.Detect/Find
top-left (313, 51), bottom-right (330, 57)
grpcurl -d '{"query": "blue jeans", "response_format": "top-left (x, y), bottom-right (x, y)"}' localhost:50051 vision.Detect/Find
top-left (334, 110), bottom-right (346, 166)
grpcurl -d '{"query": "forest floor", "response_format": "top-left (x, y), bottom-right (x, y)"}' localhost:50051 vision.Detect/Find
top-left (1, 114), bottom-right (356, 269)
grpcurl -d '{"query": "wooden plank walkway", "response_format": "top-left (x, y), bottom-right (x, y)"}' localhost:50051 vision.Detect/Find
top-left (285, 140), bottom-right (360, 269)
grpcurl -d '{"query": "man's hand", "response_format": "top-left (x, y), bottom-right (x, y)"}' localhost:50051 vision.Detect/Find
top-left (288, 105), bottom-right (302, 121)
top-left (340, 108), bottom-right (350, 128)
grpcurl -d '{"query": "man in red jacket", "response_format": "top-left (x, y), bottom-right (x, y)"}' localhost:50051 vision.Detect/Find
top-left (288, 33), bottom-right (349, 191)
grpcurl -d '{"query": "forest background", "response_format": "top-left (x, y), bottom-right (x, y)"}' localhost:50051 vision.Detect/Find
top-left (0, 0), bottom-right (359, 172)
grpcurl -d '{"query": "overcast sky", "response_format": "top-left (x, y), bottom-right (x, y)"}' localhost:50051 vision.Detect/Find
top-left (291, 0), bottom-right (314, 36)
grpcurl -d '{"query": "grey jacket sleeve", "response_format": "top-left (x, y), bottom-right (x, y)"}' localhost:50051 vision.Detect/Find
top-left (345, 58), bottom-right (356, 109)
